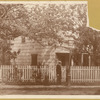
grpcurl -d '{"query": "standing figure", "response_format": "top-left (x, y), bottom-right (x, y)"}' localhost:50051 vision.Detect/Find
top-left (56, 61), bottom-right (62, 84)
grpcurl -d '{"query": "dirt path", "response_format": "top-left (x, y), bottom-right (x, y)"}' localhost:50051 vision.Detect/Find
top-left (0, 88), bottom-right (99, 95)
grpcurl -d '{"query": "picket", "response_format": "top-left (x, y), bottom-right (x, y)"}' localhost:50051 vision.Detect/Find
top-left (70, 66), bottom-right (100, 83)
top-left (1, 65), bottom-right (100, 84)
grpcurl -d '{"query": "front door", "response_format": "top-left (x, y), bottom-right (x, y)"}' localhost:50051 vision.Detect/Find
top-left (56, 53), bottom-right (70, 83)
top-left (56, 53), bottom-right (69, 66)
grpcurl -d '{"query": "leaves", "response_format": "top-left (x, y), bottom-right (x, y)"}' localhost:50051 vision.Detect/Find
top-left (0, 3), bottom-right (88, 64)
top-left (74, 27), bottom-right (100, 65)
top-left (24, 3), bottom-right (87, 46)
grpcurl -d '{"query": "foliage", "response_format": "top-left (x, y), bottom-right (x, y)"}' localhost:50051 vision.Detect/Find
top-left (0, 4), bottom-right (24, 64)
top-left (0, 3), bottom-right (87, 64)
top-left (25, 4), bottom-right (87, 46)
top-left (73, 27), bottom-right (100, 65)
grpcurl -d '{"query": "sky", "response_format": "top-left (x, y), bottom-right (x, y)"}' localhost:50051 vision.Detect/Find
top-left (88, 0), bottom-right (100, 30)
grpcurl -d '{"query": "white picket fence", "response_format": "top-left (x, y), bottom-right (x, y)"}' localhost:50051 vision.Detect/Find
top-left (71, 66), bottom-right (100, 83)
top-left (0, 65), bottom-right (66, 83)
top-left (0, 65), bottom-right (100, 84)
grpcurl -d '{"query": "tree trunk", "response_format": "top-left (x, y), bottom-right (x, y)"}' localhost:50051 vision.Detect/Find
top-left (66, 53), bottom-right (71, 86)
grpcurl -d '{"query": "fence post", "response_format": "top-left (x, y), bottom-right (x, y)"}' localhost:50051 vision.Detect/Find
top-left (65, 67), bottom-right (71, 86)
top-left (67, 65), bottom-right (71, 86)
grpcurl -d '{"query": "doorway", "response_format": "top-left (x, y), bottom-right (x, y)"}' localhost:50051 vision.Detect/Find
top-left (31, 54), bottom-right (37, 66)
top-left (56, 53), bottom-right (69, 66)
top-left (83, 54), bottom-right (89, 66)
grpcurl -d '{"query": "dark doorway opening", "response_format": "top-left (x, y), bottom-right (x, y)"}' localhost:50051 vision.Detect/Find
top-left (31, 54), bottom-right (37, 66)
top-left (73, 53), bottom-right (81, 66)
top-left (83, 54), bottom-right (89, 66)
top-left (56, 53), bottom-right (69, 66)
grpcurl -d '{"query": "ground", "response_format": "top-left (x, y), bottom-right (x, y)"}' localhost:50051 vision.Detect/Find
top-left (0, 86), bottom-right (100, 95)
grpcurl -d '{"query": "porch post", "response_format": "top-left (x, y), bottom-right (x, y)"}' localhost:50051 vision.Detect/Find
top-left (89, 55), bottom-right (91, 66)
top-left (81, 53), bottom-right (83, 66)
top-left (71, 57), bottom-right (74, 66)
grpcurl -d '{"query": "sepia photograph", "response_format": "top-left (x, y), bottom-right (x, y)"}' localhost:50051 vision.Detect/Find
top-left (0, 0), bottom-right (100, 97)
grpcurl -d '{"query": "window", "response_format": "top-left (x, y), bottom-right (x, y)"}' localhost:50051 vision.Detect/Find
top-left (31, 54), bottom-right (37, 66)
top-left (21, 36), bottom-right (25, 43)
top-left (10, 37), bottom-right (14, 40)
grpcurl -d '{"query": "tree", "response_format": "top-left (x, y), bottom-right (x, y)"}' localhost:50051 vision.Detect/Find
top-left (0, 3), bottom-right (87, 64)
top-left (24, 4), bottom-right (87, 47)
top-left (73, 27), bottom-right (100, 66)
top-left (0, 4), bottom-right (25, 64)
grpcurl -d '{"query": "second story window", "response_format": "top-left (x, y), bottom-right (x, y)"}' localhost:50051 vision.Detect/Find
top-left (21, 36), bottom-right (25, 43)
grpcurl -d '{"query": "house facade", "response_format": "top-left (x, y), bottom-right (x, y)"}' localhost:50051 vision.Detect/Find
top-left (10, 35), bottom-right (74, 67)
top-left (9, 1), bottom-right (97, 67)
top-left (11, 33), bottom-right (96, 67)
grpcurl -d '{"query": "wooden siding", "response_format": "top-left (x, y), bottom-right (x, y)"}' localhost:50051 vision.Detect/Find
top-left (11, 36), bottom-right (72, 66)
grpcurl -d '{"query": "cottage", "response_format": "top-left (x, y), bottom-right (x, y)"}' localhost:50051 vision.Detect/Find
top-left (7, 1), bottom-right (99, 67)
top-left (10, 27), bottom-right (100, 67)
top-left (10, 1), bottom-right (91, 67)
top-left (1, 1), bottom-right (100, 85)
top-left (10, 34), bottom-right (74, 67)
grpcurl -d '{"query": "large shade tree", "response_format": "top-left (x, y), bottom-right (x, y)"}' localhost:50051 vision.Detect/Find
top-left (0, 3), bottom-right (87, 64)
top-left (24, 3), bottom-right (87, 47)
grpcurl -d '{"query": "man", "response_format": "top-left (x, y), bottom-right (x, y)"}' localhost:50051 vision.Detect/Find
top-left (56, 61), bottom-right (62, 84)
